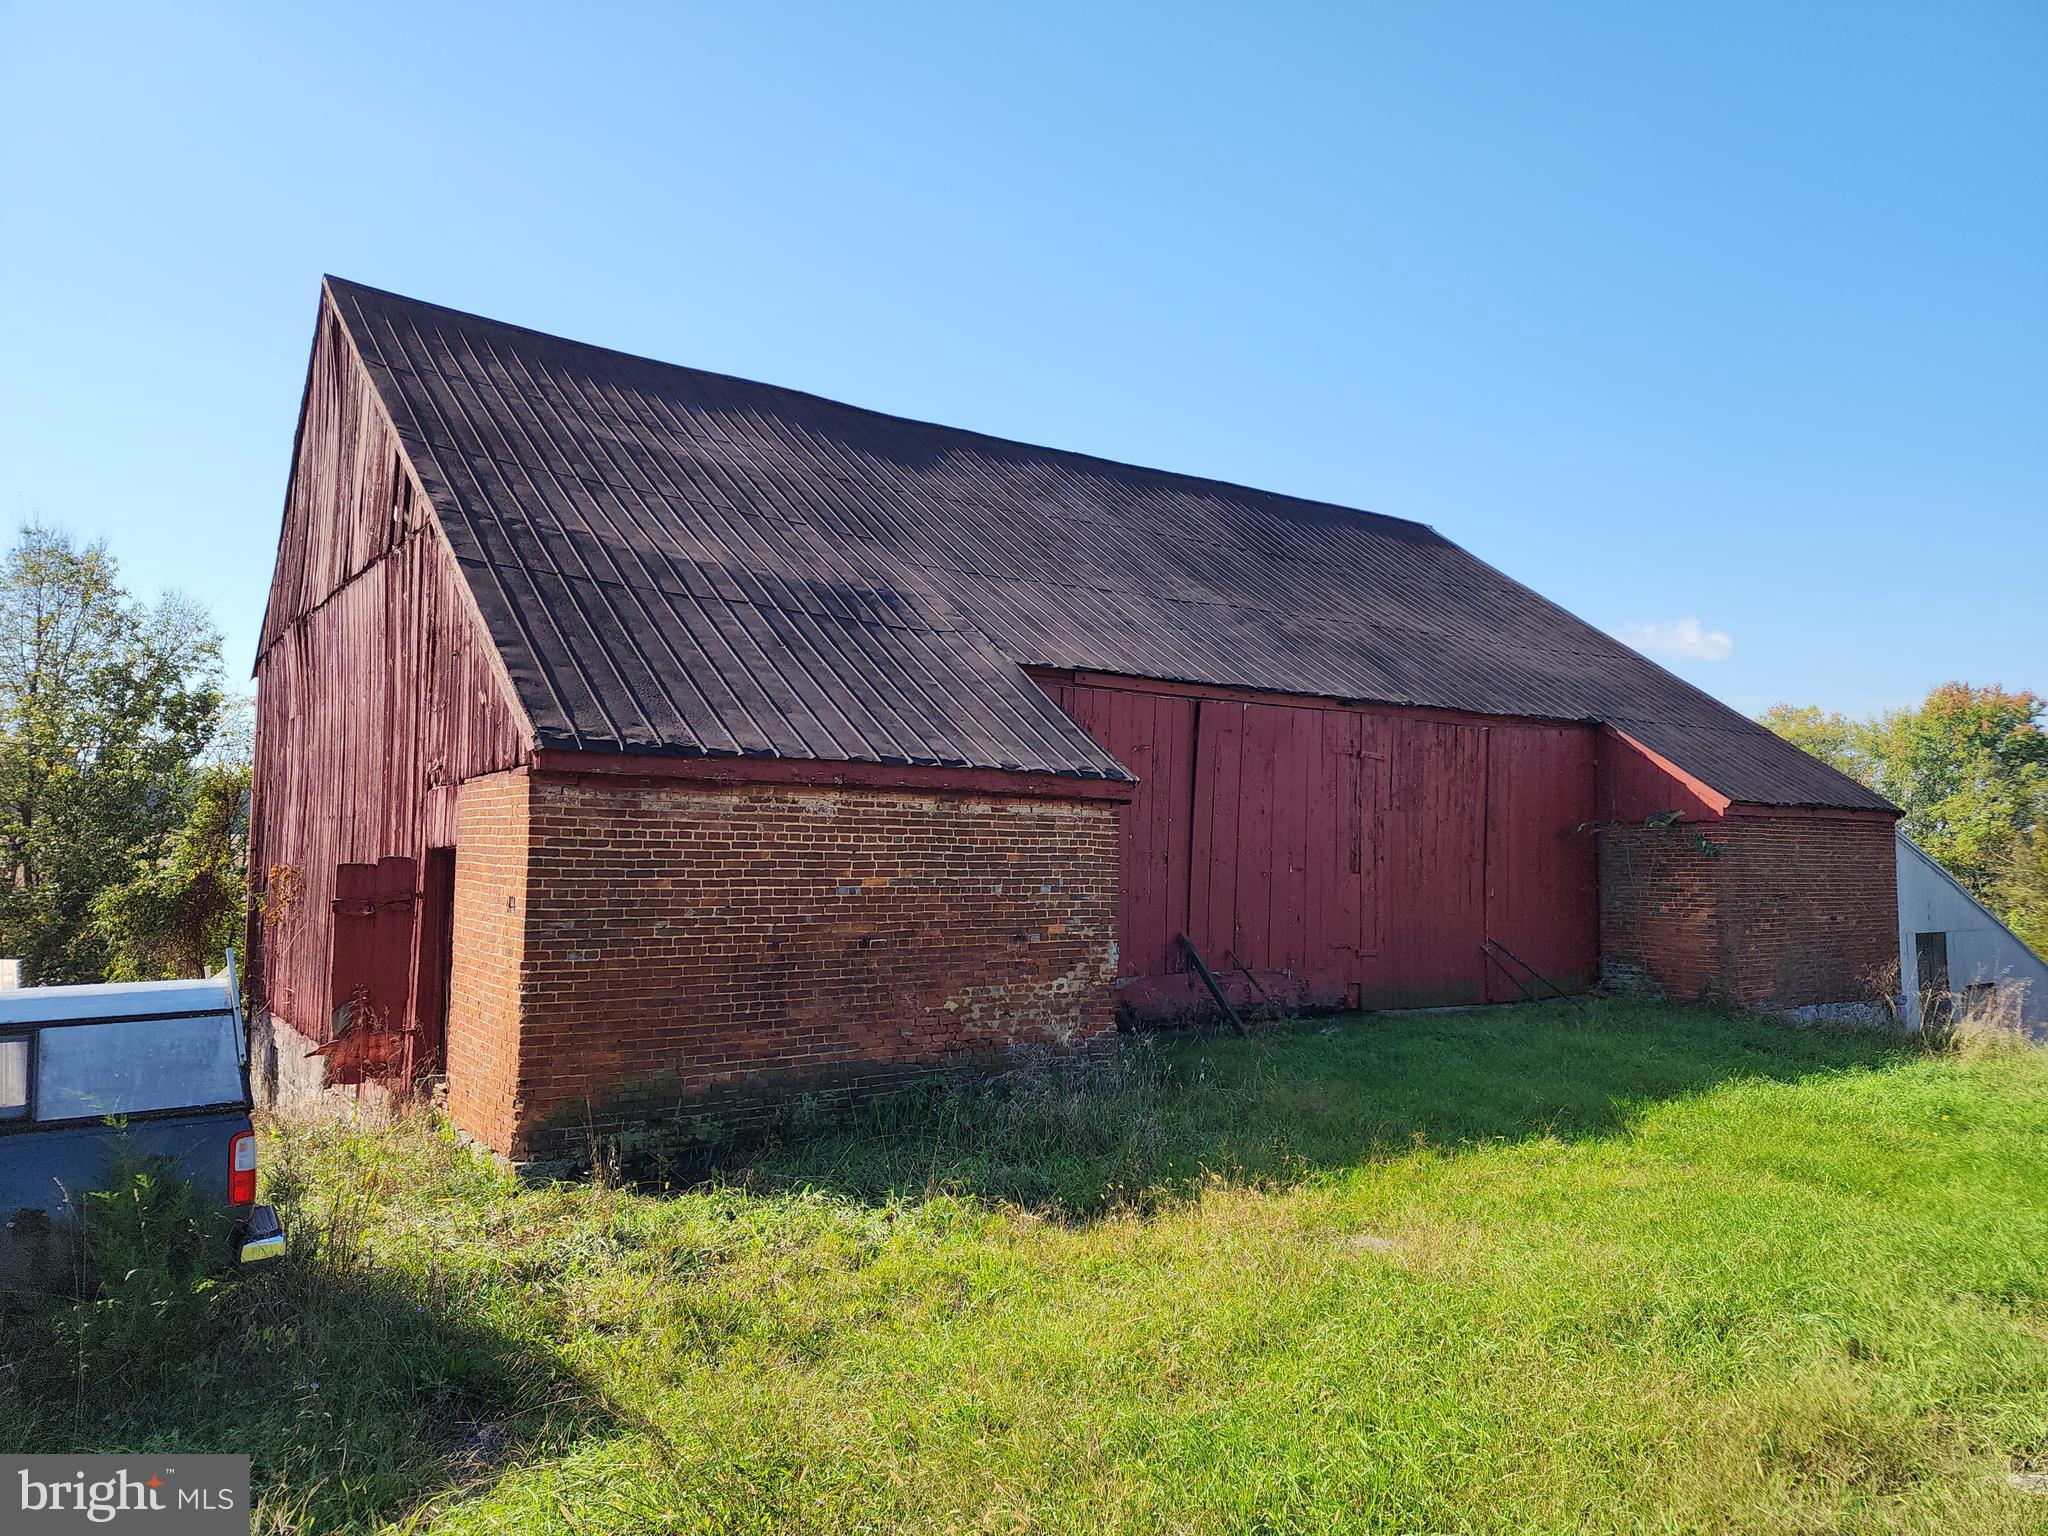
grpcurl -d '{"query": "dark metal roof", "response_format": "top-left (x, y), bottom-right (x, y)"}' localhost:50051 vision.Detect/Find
top-left (324, 277), bottom-right (1892, 810)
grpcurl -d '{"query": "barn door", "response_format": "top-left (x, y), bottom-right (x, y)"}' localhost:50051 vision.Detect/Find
top-left (1384, 722), bottom-right (1489, 1005)
top-left (1186, 700), bottom-right (1382, 1008)
top-left (323, 856), bottom-right (417, 1084)
top-left (409, 848), bottom-right (457, 1081)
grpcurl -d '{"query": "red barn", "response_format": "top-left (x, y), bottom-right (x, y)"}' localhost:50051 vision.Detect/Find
top-left (250, 279), bottom-right (1899, 1159)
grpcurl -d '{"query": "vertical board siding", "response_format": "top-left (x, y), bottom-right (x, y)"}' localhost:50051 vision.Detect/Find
top-left (1187, 699), bottom-right (1243, 978)
top-left (1379, 718), bottom-right (1486, 1006)
top-left (1050, 680), bottom-right (1596, 1015)
top-left (1187, 700), bottom-right (1376, 1002)
top-left (1050, 685), bottom-right (1194, 979)
top-left (1595, 726), bottom-right (1729, 823)
top-left (250, 302), bottom-right (526, 1044)
top-left (1482, 725), bottom-right (1600, 1002)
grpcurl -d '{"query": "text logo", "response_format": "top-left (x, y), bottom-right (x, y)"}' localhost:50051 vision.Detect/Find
top-left (3, 1457), bottom-right (249, 1534)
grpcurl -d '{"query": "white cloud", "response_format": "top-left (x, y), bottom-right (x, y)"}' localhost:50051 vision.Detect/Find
top-left (1616, 617), bottom-right (1734, 663)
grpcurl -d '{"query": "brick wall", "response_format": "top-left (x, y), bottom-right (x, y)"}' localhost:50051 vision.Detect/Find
top-left (446, 771), bottom-right (532, 1153)
top-left (1598, 823), bottom-right (1724, 1001)
top-left (441, 770), bottom-right (1122, 1158)
top-left (1718, 813), bottom-right (1901, 1005)
top-left (1599, 809), bottom-right (1898, 1009)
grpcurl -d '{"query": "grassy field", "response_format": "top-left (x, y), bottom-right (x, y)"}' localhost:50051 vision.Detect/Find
top-left (5, 1000), bottom-right (2048, 1533)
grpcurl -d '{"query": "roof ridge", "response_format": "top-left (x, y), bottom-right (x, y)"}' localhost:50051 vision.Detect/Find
top-left (321, 274), bottom-right (1441, 540)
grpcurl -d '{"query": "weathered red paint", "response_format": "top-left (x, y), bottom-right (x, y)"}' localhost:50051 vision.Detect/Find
top-left (1053, 686), bottom-right (1198, 982)
top-left (1595, 726), bottom-right (1731, 823)
top-left (1187, 699), bottom-right (1386, 1004)
top-left (320, 857), bottom-right (418, 1083)
top-left (1040, 676), bottom-right (1599, 1016)
top-left (249, 297), bottom-right (526, 1063)
top-left (1482, 723), bottom-right (1601, 1002)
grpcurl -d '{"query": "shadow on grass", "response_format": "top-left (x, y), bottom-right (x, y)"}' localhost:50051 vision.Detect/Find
top-left (0, 1247), bottom-right (613, 1531)
top-left (625, 1000), bottom-right (1913, 1220)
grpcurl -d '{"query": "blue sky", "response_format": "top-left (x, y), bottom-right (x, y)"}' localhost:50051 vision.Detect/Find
top-left (2, 2), bottom-right (2041, 717)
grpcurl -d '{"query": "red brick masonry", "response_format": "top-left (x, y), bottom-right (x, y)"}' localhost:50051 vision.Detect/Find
top-left (1599, 808), bottom-right (1898, 1010)
top-left (447, 769), bottom-right (1121, 1158)
top-left (432, 750), bottom-right (1892, 1157)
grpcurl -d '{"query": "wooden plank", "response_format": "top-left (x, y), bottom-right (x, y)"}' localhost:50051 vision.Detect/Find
top-left (1190, 699), bottom-right (1244, 969)
top-left (1482, 723), bottom-right (1598, 997)
top-left (1236, 704), bottom-right (1279, 972)
top-left (1382, 719), bottom-right (1488, 1006)
top-left (370, 855), bottom-right (419, 1035)
top-left (1276, 705), bottom-right (1312, 977)
top-left (327, 861), bottom-right (377, 1046)
top-left (1324, 711), bottom-right (1365, 991)
top-left (1045, 676), bottom-right (1600, 1021)
top-left (1160, 695), bottom-right (1195, 963)
top-left (1361, 747), bottom-right (1389, 962)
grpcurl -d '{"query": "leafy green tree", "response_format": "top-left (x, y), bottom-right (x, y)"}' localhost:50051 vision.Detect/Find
top-left (0, 525), bottom-right (226, 982)
top-left (92, 761), bottom-right (250, 981)
top-left (1762, 683), bottom-right (2048, 932)
top-left (1865, 683), bottom-right (2047, 900)
top-left (1755, 703), bottom-right (1874, 782)
top-left (1990, 809), bottom-right (2048, 955)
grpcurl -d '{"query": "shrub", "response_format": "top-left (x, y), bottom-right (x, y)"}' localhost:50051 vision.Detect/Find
top-left (56, 1150), bottom-right (230, 1391)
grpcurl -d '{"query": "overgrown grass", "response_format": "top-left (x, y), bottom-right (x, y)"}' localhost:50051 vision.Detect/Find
top-left (5, 999), bottom-right (2047, 1533)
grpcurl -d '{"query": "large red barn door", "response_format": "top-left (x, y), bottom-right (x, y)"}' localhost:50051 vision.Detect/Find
top-left (1188, 700), bottom-right (1377, 1007)
top-left (1043, 677), bottom-right (1595, 1018)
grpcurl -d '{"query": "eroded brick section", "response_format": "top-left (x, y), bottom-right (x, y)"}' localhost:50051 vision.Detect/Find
top-left (1601, 810), bottom-right (1896, 1009)
top-left (446, 771), bottom-right (531, 1153)
top-left (504, 774), bottom-right (1120, 1158)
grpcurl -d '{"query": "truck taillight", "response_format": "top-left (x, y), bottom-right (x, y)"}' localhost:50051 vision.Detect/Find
top-left (229, 1130), bottom-right (257, 1205)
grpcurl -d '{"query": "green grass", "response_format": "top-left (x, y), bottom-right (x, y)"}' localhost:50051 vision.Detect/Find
top-left (6, 1000), bottom-right (2048, 1533)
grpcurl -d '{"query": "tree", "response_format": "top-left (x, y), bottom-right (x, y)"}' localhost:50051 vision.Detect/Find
top-left (1755, 704), bottom-right (1873, 782)
top-left (0, 525), bottom-right (227, 982)
top-left (92, 761), bottom-right (250, 981)
top-left (1864, 683), bottom-right (2048, 900)
top-left (1761, 683), bottom-right (2048, 932)
top-left (1993, 816), bottom-right (2048, 956)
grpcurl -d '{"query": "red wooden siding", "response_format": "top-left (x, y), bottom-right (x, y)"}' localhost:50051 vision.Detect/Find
top-left (1188, 701), bottom-right (1386, 1003)
top-left (319, 857), bottom-right (418, 1083)
top-left (1384, 718), bottom-right (1486, 1006)
top-left (1595, 726), bottom-right (1731, 823)
top-left (1480, 723), bottom-right (1599, 1003)
top-left (1054, 687), bottom-right (1197, 980)
top-left (249, 298), bottom-right (526, 1052)
top-left (1039, 677), bottom-right (1597, 1015)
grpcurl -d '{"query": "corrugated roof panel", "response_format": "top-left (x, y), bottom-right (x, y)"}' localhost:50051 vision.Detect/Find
top-left (322, 277), bottom-right (1890, 809)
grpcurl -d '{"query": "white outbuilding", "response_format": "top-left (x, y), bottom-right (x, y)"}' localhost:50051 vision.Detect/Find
top-left (1896, 831), bottom-right (2048, 1035)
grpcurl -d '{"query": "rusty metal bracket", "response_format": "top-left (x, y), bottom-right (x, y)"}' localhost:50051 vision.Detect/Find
top-left (1178, 933), bottom-right (1250, 1037)
top-left (1479, 938), bottom-right (1582, 1007)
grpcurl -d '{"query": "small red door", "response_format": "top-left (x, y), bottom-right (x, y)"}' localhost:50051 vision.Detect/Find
top-left (324, 856), bottom-right (417, 1084)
